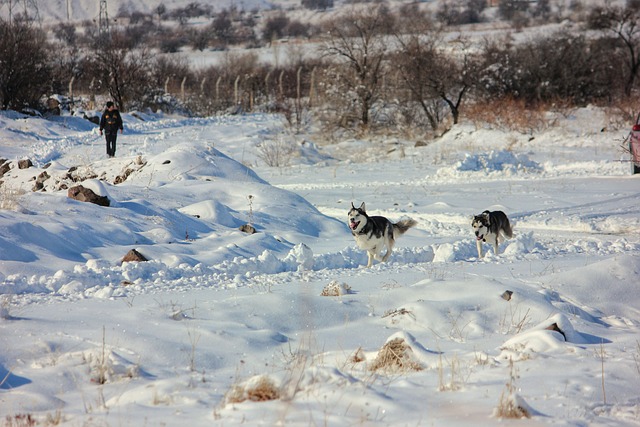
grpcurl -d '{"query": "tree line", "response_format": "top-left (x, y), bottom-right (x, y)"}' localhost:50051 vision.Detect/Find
top-left (0, 1), bottom-right (638, 138)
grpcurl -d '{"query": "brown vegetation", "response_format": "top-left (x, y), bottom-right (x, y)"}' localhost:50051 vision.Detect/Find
top-left (465, 98), bottom-right (549, 134)
top-left (1, 2), bottom-right (638, 139)
top-left (225, 376), bottom-right (280, 404)
top-left (369, 337), bottom-right (423, 373)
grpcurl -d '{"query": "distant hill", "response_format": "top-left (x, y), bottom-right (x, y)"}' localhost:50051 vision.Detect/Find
top-left (1, 0), bottom-right (627, 27)
top-left (0, 0), bottom-right (302, 25)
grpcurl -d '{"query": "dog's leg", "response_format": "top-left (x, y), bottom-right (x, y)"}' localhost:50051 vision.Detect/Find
top-left (381, 239), bottom-right (394, 262)
top-left (493, 236), bottom-right (500, 255)
top-left (384, 232), bottom-right (398, 263)
top-left (476, 240), bottom-right (483, 258)
top-left (366, 251), bottom-right (374, 268)
top-left (370, 245), bottom-right (383, 262)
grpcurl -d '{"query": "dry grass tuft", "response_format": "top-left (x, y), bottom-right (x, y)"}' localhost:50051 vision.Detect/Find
top-left (465, 98), bottom-right (548, 135)
top-left (246, 377), bottom-right (280, 402)
top-left (603, 97), bottom-right (640, 131)
top-left (3, 414), bottom-right (36, 427)
top-left (369, 338), bottom-right (423, 373)
top-left (494, 357), bottom-right (531, 419)
top-left (225, 376), bottom-right (280, 404)
top-left (0, 186), bottom-right (26, 211)
top-left (495, 392), bottom-right (531, 419)
top-left (350, 347), bottom-right (365, 363)
top-left (0, 295), bottom-right (13, 320)
top-left (382, 307), bottom-right (415, 325)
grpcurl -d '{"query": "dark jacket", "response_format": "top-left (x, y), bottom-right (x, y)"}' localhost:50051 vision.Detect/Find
top-left (99, 109), bottom-right (124, 134)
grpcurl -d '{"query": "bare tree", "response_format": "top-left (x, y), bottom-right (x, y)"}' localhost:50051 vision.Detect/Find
top-left (49, 39), bottom-right (87, 97)
top-left (211, 10), bottom-right (234, 46)
top-left (436, 0), bottom-right (485, 26)
top-left (302, 0), bottom-right (333, 11)
top-left (497, 0), bottom-right (530, 21)
top-left (513, 31), bottom-right (613, 104)
top-left (477, 30), bottom-right (616, 105)
top-left (155, 3), bottom-right (167, 22)
top-left (53, 22), bottom-right (77, 45)
top-left (320, 6), bottom-right (391, 129)
top-left (90, 31), bottom-right (154, 111)
top-left (262, 12), bottom-right (290, 44)
top-left (187, 27), bottom-right (210, 51)
top-left (0, 18), bottom-right (51, 110)
top-left (591, 5), bottom-right (640, 96)
top-left (392, 20), bottom-right (475, 133)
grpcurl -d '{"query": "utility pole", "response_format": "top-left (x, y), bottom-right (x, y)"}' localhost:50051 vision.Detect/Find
top-left (1, 0), bottom-right (40, 25)
top-left (98, 0), bottom-right (109, 36)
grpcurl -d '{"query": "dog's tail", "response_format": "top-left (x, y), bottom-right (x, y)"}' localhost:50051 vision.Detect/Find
top-left (393, 218), bottom-right (417, 236)
top-left (504, 219), bottom-right (514, 239)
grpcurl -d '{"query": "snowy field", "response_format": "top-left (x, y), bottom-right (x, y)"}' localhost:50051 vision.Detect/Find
top-left (1, 106), bottom-right (639, 426)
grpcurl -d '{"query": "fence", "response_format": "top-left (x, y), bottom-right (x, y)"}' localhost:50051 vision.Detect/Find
top-left (64, 67), bottom-right (320, 114)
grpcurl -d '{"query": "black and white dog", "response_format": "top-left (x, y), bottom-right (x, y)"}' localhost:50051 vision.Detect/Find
top-left (472, 210), bottom-right (513, 258)
top-left (348, 202), bottom-right (417, 268)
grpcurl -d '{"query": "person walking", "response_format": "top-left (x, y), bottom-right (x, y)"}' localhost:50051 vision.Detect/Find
top-left (99, 101), bottom-right (123, 158)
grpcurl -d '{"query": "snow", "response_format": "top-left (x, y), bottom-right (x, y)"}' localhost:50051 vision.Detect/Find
top-left (1, 105), bottom-right (639, 426)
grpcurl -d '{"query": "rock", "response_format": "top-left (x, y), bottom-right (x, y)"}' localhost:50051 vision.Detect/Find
top-left (544, 322), bottom-right (567, 341)
top-left (32, 171), bottom-right (50, 192)
top-left (67, 185), bottom-right (110, 207)
top-left (501, 290), bottom-right (513, 301)
top-left (18, 159), bottom-right (33, 169)
top-left (0, 161), bottom-right (10, 177)
top-left (239, 224), bottom-right (257, 234)
top-left (121, 249), bottom-right (148, 263)
top-left (84, 113), bottom-right (100, 125)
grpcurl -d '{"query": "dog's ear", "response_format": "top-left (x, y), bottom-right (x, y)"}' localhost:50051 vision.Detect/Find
top-left (359, 202), bottom-right (366, 212)
top-left (351, 202), bottom-right (356, 209)
top-left (482, 211), bottom-right (490, 223)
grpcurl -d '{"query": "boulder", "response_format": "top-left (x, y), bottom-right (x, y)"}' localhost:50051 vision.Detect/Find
top-left (67, 185), bottom-right (110, 207)
top-left (121, 249), bottom-right (148, 263)
top-left (0, 161), bottom-right (10, 177)
top-left (32, 171), bottom-right (50, 192)
top-left (18, 159), bottom-right (33, 169)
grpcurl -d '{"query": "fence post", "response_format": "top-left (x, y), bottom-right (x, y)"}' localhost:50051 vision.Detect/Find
top-left (234, 75), bottom-right (240, 105)
top-left (164, 77), bottom-right (170, 94)
top-left (279, 70), bottom-right (284, 99)
top-left (297, 67), bottom-right (302, 102)
top-left (89, 78), bottom-right (95, 109)
top-left (265, 70), bottom-right (271, 105)
top-left (68, 76), bottom-right (75, 107)
top-left (247, 76), bottom-right (254, 111)
top-left (309, 67), bottom-right (316, 107)
top-left (200, 77), bottom-right (206, 96)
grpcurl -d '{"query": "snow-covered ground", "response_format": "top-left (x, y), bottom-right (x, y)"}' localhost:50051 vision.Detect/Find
top-left (1, 105), bottom-right (639, 426)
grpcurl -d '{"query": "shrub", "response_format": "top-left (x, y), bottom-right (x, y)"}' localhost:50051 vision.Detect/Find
top-left (369, 338), bottom-right (423, 373)
top-left (0, 19), bottom-right (52, 110)
top-left (465, 98), bottom-right (548, 135)
top-left (225, 376), bottom-right (280, 404)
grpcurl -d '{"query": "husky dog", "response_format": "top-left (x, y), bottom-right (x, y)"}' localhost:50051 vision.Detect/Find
top-left (348, 202), bottom-right (417, 268)
top-left (471, 210), bottom-right (513, 258)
